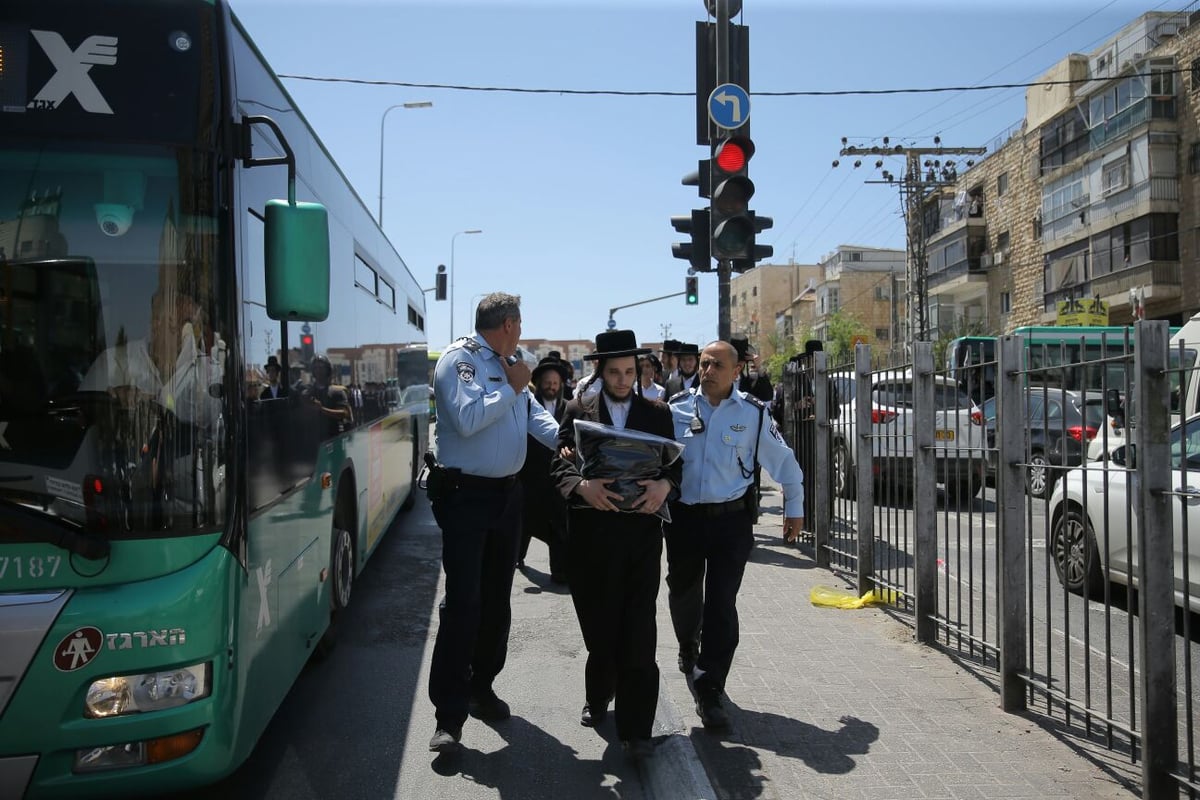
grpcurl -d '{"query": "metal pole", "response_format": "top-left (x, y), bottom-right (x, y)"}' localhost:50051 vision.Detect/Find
top-left (854, 343), bottom-right (874, 589)
top-left (997, 335), bottom-right (1027, 712)
top-left (377, 101), bottom-right (432, 225)
top-left (912, 341), bottom-right (936, 643)
top-left (1133, 320), bottom-right (1177, 799)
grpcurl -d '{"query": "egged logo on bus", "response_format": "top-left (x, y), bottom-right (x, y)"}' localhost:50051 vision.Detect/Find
top-left (27, 30), bottom-right (117, 114)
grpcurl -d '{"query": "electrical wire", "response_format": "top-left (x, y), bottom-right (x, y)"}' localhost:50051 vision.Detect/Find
top-left (277, 67), bottom-right (1198, 98)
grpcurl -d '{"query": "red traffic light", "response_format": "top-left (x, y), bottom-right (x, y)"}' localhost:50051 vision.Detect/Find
top-left (301, 334), bottom-right (313, 346)
top-left (713, 137), bottom-right (754, 175)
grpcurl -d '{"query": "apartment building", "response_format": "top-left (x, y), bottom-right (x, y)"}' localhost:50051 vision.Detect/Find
top-left (920, 11), bottom-right (1199, 333)
top-left (730, 263), bottom-right (820, 358)
top-left (802, 245), bottom-right (905, 351)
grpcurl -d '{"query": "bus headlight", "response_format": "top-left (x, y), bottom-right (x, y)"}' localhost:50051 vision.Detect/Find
top-left (84, 663), bottom-right (210, 718)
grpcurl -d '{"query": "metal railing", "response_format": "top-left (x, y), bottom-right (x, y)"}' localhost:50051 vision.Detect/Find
top-left (778, 322), bottom-right (1199, 799)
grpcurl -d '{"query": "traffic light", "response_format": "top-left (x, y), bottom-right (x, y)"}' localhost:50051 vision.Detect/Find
top-left (685, 275), bottom-right (699, 305)
top-left (709, 135), bottom-right (756, 261)
top-left (732, 214), bottom-right (774, 273)
top-left (300, 332), bottom-right (314, 363)
top-left (435, 264), bottom-right (447, 301)
top-left (671, 209), bottom-right (711, 272)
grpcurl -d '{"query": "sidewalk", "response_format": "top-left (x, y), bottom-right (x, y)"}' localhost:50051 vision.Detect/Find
top-left (395, 485), bottom-right (1137, 800)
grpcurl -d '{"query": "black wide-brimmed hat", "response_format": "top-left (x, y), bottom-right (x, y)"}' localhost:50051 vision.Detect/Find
top-left (584, 330), bottom-right (652, 361)
top-left (730, 335), bottom-right (757, 363)
top-left (661, 338), bottom-right (682, 354)
top-left (675, 342), bottom-right (700, 357)
top-left (532, 355), bottom-right (569, 383)
top-left (264, 355), bottom-right (282, 372)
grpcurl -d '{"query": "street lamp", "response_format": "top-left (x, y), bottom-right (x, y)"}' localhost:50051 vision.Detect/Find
top-left (450, 229), bottom-right (483, 342)
top-left (377, 101), bottom-right (432, 225)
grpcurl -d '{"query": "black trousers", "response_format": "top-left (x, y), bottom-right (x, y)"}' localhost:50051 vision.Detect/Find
top-left (664, 504), bottom-right (755, 695)
top-left (567, 507), bottom-right (662, 741)
top-left (518, 484), bottom-right (568, 578)
top-left (429, 482), bottom-right (522, 732)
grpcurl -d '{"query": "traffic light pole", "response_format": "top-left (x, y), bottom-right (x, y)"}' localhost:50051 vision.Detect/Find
top-left (715, 0), bottom-right (732, 342)
top-left (607, 291), bottom-right (688, 326)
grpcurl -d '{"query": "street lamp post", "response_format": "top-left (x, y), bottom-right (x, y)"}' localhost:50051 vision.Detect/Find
top-left (450, 229), bottom-right (483, 342)
top-left (377, 101), bottom-right (432, 225)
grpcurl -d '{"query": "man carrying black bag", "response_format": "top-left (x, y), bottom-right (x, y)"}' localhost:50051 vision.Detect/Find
top-left (551, 329), bottom-right (680, 761)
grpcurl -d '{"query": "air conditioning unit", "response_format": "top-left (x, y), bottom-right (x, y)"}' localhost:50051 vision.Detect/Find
top-left (981, 252), bottom-right (994, 269)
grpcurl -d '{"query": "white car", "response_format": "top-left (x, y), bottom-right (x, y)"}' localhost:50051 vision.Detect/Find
top-left (1047, 414), bottom-right (1200, 613)
top-left (832, 369), bottom-right (986, 502)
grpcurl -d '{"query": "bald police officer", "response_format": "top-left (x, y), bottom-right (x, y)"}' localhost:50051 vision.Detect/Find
top-left (427, 293), bottom-right (559, 753)
top-left (666, 340), bottom-right (805, 731)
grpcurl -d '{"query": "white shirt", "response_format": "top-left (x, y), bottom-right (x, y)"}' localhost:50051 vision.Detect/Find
top-left (604, 394), bottom-right (631, 429)
top-left (541, 397), bottom-right (558, 416)
top-left (640, 381), bottom-right (665, 402)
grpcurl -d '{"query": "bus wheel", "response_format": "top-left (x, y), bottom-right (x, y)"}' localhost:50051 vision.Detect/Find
top-left (316, 524), bottom-right (354, 659)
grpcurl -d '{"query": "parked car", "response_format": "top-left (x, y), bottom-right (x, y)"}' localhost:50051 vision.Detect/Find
top-left (980, 387), bottom-right (1105, 498)
top-left (832, 369), bottom-right (985, 502)
top-left (1046, 414), bottom-right (1200, 613)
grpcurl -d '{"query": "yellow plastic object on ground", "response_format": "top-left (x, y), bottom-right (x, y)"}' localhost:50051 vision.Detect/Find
top-left (809, 584), bottom-right (900, 609)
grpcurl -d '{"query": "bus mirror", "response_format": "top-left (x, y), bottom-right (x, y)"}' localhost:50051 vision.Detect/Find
top-left (264, 199), bottom-right (330, 321)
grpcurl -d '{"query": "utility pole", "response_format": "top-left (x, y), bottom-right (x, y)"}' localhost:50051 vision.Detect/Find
top-left (839, 138), bottom-right (985, 354)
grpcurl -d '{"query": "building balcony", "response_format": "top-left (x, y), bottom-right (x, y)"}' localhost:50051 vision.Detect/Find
top-left (926, 259), bottom-right (989, 300)
top-left (1088, 96), bottom-right (1175, 150)
top-left (1091, 260), bottom-right (1181, 309)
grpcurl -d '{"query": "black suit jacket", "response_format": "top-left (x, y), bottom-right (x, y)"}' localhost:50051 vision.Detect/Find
top-left (665, 373), bottom-right (699, 398)
top-left (551, 392), bottom-right (680, 509)
top-left (520, 395), bottom-right (567, 484)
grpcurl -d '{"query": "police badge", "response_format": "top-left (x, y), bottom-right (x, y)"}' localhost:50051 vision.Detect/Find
top-left (455, 361), bottom-right (476, 382)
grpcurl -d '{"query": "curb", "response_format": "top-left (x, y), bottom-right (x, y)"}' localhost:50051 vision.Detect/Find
top-left (643, 673), bottom-right (716, 800)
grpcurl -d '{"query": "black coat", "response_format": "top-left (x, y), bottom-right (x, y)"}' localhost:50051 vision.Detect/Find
top-left (664, 373), bottom-right (699, 398)
top-left (551, 392), bottom-right (680, 509)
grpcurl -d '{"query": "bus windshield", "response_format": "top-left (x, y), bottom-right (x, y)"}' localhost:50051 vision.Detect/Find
top-left (0, 142), bottom-right (230, 539)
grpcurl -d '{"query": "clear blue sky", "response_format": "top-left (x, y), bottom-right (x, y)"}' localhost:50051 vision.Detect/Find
top-left (231, 0), bottom-right (1167, 351)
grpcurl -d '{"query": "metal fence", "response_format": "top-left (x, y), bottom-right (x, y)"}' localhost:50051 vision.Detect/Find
top-left (779, 322), bottom-right (1198, 799)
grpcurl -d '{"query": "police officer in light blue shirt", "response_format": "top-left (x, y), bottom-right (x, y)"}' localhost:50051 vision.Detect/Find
top-left (426, 292), bottom-right (559, 754)
top-left (665, 340), bottom-right (804, 732)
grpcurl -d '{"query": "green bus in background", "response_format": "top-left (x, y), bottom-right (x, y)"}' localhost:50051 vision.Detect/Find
top-left (946, 325), bottom-right (1179, 404)
top-left (0, 1), bottom-right (429, 796)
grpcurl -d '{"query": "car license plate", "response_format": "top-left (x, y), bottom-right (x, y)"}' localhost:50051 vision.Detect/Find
top-left (934, 429), bottom-right (955, 441)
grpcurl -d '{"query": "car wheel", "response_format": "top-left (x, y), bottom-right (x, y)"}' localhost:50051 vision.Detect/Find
top-left (1027, 451), bottom-right (1049, 499)
top-left (832, 439), bottom-right (855, 499)
top-left (1050, 506), bottom-right (1103, 596)
top-left (950, 474), bottom-right (982, 508)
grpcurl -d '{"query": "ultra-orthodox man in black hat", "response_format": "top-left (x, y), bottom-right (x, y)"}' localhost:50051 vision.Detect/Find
top-left (550, 329), bottom-right (681, 761)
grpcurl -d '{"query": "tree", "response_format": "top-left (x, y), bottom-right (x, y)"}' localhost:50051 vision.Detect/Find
top-left (823, 310), bottom-right (871, 366)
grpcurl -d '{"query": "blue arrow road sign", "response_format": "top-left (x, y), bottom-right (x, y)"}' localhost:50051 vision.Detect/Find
top-left (708, 83), bottom-right (750, 130)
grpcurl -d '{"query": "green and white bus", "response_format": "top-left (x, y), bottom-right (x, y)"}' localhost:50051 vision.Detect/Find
top-left (0, 1), bottom-right (429, 796)
top-left (947, 326), bottom-right (1176, 404)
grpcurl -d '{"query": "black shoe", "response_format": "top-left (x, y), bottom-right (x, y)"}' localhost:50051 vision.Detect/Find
top-left (622, 738), bottom-right (655, 760)
top-left (580, 703), bottom-right (608, 727)
top-left (696, 692), bottom-right (730, 730)
top-left (468, 690), bottom-right (511, 721)
top-left (428, 727), bottom-right (461, 752)
top-left (677, 645), bottom-right (698, 674)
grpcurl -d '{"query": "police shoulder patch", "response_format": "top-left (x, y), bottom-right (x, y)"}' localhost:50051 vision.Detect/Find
top-left (459, 338), bottom-right (482, 353)
top-left (456, 361), bottom-right (476, 382)
top-left (769, 421), bottom-right (785, 443)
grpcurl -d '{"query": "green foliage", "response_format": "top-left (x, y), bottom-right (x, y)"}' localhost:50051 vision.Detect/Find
top-left (823, 310), bottom-right (871, 365)
top-left (763, 331), bottom-right (797, 382)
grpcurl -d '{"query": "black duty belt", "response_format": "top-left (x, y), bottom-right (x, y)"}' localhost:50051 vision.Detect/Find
top-left (678, 495), bottom-right (749, 517)
top-left (457, 472), bottom-right (518, 490)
